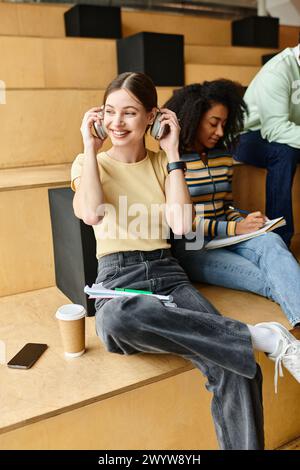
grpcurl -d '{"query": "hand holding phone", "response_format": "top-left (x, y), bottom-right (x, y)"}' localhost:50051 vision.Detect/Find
top-left (7, 343), bottom-right (48, 369)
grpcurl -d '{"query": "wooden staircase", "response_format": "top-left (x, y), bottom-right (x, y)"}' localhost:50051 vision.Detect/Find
top-left (0, 1), bottom-right (299, 450)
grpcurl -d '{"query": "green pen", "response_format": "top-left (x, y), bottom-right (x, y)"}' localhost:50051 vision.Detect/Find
top-left (115, 288), bottom-right (153, 295)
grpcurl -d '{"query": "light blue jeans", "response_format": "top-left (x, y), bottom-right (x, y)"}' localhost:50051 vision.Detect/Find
top-left (173, 232), bottom-right (300, 327)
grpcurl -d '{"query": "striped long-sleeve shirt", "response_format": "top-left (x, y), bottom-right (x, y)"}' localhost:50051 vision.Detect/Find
top-left (181, 149), bottom-right (243, 238)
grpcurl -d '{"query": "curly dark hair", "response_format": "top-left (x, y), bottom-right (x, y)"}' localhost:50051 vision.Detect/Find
top-left (163, 79), bottom-right (248, 153)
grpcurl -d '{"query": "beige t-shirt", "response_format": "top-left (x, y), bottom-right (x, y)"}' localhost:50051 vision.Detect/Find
top-left (71, 149), bottom-right (171, 258)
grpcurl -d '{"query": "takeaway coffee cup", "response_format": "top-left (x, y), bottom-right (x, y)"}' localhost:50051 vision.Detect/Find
top-left (55, 304), bottom-right (86, 357)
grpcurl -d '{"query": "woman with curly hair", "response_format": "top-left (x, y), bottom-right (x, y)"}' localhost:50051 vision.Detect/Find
top-left (164, 79), bottom-right (300, 330)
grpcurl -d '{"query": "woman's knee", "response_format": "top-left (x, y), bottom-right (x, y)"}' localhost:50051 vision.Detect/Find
top-left (260, 232), bottom-right (286, 250)
top-left (205, 362), bottom-right (262, 393)
top-left (96, 295), bottom-right (161, 338)
top-left (95, 298), bottom-right (126, 338)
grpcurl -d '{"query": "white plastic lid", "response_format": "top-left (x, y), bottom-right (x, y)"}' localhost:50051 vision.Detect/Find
top-left (55, 304), bottom-right (86, 321)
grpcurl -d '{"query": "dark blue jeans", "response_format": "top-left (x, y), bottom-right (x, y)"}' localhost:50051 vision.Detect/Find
top-left (94, 249), bottom-right (264, 450)
top-left (234, 130), bottom-right (300, 246)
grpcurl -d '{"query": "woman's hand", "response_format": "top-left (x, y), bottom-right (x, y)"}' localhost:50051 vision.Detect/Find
top-left (236, 211), bottom-right (267, 235)
top-left (158, 108), bottom-right (180, 158)
top-left (80, 107), bottom-right (105, 154)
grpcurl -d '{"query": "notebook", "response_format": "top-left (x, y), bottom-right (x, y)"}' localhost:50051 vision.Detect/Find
top-left (205, 217), bottom-right (286, 250)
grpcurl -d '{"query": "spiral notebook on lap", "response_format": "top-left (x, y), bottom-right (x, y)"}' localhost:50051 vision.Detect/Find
top-left (205, 217), bottom-right (286, 250)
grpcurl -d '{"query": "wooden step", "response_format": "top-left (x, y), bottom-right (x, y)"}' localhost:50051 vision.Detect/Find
top-left (0, 287), bottom-right (210, 449)
top-left (0, 88), bottom-right (173, 169)
top-left (0, 36), bottom-right (44, 88)
top-left (0, 1), bottom-right (297, 51)
top-left (0, 35), bottom-right (278, 91)
top-left (0, 3), bottom-right (231, 45)
top-left (233, 164), bottom-right (300, 235)
top-left (0, 163), bottom-right (71, 192)
top-left (1, 36), bottom-right (270, 91)
top-left (0, 285), bottom-right (299, 449)
top-left (1, 35), bottom-right (276, 90)
top-left (291, 234), bottom-right (300, 261)
top-left (122, 9), bottom-right (231, 46)
top-left (0, 170), bottom-right (66, 296)
top-left (0, 36), bottom-right (117, 89)
top-left (185, 63), bottom-right (260, 87)
top-left (43, 37), bottom-right (116, 89)
top-left (0, 2), bottom-right (69, 37)
top-left (278, 436), bottom-right (300, 450)
top-left (0, 89), bottom-right (99, 169)
top-left (185, 45), bottom-right (278, 66)
top-left (0, 186), bottom-right (56, 297)
top-left (279, 25), bottom-right (300, 49)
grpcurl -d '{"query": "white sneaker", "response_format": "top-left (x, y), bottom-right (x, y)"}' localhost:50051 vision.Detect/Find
top-left (255, 322), bottom-right (300, 393)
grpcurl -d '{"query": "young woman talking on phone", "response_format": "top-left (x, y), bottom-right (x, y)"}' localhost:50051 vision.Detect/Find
top-left (164, 80), bottom-right (300, 331)
top-left (71, 72), bottom-right (300, 450)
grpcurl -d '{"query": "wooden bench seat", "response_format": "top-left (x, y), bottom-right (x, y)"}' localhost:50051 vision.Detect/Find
top-left (0, 287), bottom-right (208, 449)
top-left (0, 285), bottom-right (299, 450)
top-left (0, 163), bottom-right (71, 192)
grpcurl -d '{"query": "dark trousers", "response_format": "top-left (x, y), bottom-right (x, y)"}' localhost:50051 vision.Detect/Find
top-left (234, 130), bottom-right (300, 246)
top-left (94, 249), bottom-right (264, 449)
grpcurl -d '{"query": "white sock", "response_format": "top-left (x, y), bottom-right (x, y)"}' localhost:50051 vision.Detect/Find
top-left (247, 324), bottom-right (281, 354)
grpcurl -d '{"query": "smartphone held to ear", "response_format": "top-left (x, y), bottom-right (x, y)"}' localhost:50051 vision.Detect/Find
top-left (7, 343), bottom-right (48, 369)
top-left (92, 110), bottom-right (169, 141)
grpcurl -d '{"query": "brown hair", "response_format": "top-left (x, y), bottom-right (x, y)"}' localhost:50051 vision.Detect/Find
top-left (103, 72), bottom-right (158, 111)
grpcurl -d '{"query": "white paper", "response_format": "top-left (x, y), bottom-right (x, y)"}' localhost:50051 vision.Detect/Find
top-left (84, 283), bottom-right (172, 301)
top-left (205, 217), bottom-right (286, 250)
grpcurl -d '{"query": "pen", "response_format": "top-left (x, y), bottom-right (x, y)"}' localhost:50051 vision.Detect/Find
top-left (228, 206), bottom-right (250, 215)
top-left (115, 288), bottom-right (153, 295)
top-left (115, 288), bottom-right (175, 303)
top-left (228, 206), bottom-right (269, 221)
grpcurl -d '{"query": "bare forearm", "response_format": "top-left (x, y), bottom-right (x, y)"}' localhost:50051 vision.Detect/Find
top-left (165, 151), bottom-right (195, 234)
top-left (168, 169), bottom-right (192, 206)
top-left (73, 146), bottom-right (105, 225)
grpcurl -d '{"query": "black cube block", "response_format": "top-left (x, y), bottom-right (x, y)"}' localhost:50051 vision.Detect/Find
top-left (117, 32), bottom-right (184, 86)
top-left (48, 188), bottom-right (98, 316)
top-left (64, 4), bottom-right (121, 39)
top-left (261, 52), bottom-right (278, 65)
top-left (232, 16), bottom-right (279, 48)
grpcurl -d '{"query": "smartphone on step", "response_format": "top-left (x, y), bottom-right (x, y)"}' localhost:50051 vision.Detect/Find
top-left (7, 343), bottom-right (48, 369)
